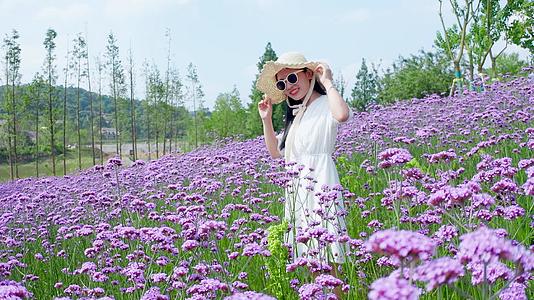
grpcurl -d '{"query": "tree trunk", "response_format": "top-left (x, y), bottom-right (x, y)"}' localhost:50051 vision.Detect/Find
top-left (99, 83), bottom-right (103, 165)
top-left (450, 63), bottom-right (463, 97)
top-left (4, 62), bottom-right (14, 180)
top-left (87, 60), bottom-right (96, 166)
top-left (48, 80), bottom-right (56, 176)
top-left (193, 84), bottom-right (198, 148)
top-left (467, 49), bottom-right (474, 85)
top-left (35, 86), bottom-right (40, 177)
top-left (147, 105), bottom-right (151, 160)
top-left (129, 66), bottom-right (137, 161)
top-left (63, 71), bottom-right (67, 175)
top-left (112, 57), bottom-right (120, 158)
top-left (12, 78), bottom-right (19, 178)
top-left (77, 59), bottom-right (82, 170)
top-left (155, 119), bottom-right (159, 159)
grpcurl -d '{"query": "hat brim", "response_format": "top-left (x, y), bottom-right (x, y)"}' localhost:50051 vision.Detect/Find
top-left (256, 61), bottom-right (320, 104)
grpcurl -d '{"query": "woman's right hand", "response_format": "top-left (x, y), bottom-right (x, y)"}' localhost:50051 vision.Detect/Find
top-left (258, 96), bottom-right (273, 120)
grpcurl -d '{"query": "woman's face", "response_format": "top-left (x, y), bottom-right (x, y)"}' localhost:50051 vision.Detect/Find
top-left (276, 68), bottom-right (313, 100)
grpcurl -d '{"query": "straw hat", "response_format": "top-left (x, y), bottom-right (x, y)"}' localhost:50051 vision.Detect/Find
top-left (256, 52), bottom-right (320, 104)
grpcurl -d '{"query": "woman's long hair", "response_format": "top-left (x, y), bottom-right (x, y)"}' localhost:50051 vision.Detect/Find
top-left (278, 69), bottom-right (326, 151)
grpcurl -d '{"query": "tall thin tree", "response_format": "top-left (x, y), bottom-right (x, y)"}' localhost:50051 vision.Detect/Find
top-left (105, 33), bottom-right (124, 158)
top-left (127, 47), bottom-right (137, 161)
top-left (43, 28), bottom-right (57, 175)
top-left (437, 0), bottom-right (476, 95)
top-left (186, 63), bottom-right (202, 148)
top-left (85, 30), bottom-right (96, 166)
top-left (30, 75), bottom-right (45, 177)
top-left (2, 43), bottom-right (13, 180)
top-left (62, 37), bottom-right (70, 175)
top-left (3, 30), bottom-right (22, 179)
top-left (169, 67), bottom-right (184, 152)
top-left (142, 61), bottom-right (152, 160)
top-left (163, 28), bottom-right (172, 155)
top-left (71, 33), bottom-right (88, 170)
top-left (95, 56), bottom-right (104, 165)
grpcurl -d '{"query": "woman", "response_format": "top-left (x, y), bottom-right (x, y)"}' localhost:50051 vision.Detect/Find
top-left (257, 52), bottom-right (352, 269)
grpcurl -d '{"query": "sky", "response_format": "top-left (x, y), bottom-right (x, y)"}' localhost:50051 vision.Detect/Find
top-left (0, 0), bottom-right (529, 110)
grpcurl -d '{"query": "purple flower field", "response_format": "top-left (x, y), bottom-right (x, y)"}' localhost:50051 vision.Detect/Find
top-left (0, 76), bottom-right (533, 299)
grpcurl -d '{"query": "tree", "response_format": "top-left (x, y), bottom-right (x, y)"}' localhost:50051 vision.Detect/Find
top-left (144, 62), bottom-right (165, 158)
top-left (127, 47), bottom-right (137, 161)
top-left (105, 32), bottom-right (125, 158)
top-left (168, 66), bottom-right (185, 152)
top-left (43, 28), bottom-right (58, 176)
top-left (71, 33), bottom-right (88, 170)
top-left (3, 29), bottom-right (22, 180)
top-left (207, 86), bottom-right (246, 140)
top-left (436, 0), bottom-right (476, 95)
top-left (495, 52), bottom-right (529, 76)
top-left (85, 31), bottom-right (96, 166)
top-left (350, 58), bottom-right (380, 111)
top-left (95, 56), bottom-right (104, 165)
top-left (378, 50), bottom-right (453, 103)
top-left (28, 74), bottom-right (46, 177)
top-left (246, 42), bottom-right (279, 138)
top-left (333, 72), bottom-right (347, 100)
top-left (186, 63), bottom-right (205, 148)
top-left (502, 0), bottom-right (533, 53)
top-left (478, 0), bottom-right (510, 78)
top-left (62, 36), bottom-right (70, 174)
top-left (163, 28), bottom-right (172, 155)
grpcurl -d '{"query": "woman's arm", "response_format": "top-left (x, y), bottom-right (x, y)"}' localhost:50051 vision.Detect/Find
top-left (315, 64), bottom-right (350, 123)
top-left (262, 118), bottom-right (282, 159)
top-left (258, 97), bottom-right (282, 158)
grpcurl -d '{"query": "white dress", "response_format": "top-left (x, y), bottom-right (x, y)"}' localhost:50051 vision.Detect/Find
top-left (279, 94), bottom-right (352, 264)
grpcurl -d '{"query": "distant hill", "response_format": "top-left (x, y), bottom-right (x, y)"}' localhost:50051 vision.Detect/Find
top-left (0, 85), bottom-right (145, 127)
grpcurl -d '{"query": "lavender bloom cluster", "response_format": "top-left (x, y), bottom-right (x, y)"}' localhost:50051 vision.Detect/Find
top-left (0, 75), bottom-right (532, 299)
top-left (366, 230), bottom-right (436, 262)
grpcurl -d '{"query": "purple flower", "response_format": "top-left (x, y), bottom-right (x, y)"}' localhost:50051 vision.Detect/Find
top-left (433, 225), bottom-right (458, 244)
top-left (186, 278), bottom-right (228, 296)
top-left (522, 178), bottom-right (534, 195)
top-left (366, 230), bottom-right (436, 262)
top-left (182, 240), bottom-right (200, 251)
top-left (467, 261), bottom-right (512, 285)
top-left (242, 242), bottom-right (270, 257)
top-left (368, 276), bottom-right (420, 300)
top-left (457, 227), bottom-right (516, 264)
top-left (471, 193), bottom-right (495, 208)
top-left (0, 281), bottom-right (31, 299)
top-left (428, 185), bottom-right (473, 206)
top-left (378, 148), bottom-right (413, 168)
top-left (91, 272), bottom-right (109, 282)
top-left (297, 283), bottom-right (324, 300)
top-left (315, 274), bottom-right (344, 288)
top-left (518, 158), bottom-right (534, 170)
top-left (106, 156), bottom-right (123, 168)
top-left (499, 282), bottom-right (527, 300)
top-left (427, 149), bottom-right (457, 163)
top-left (150, 273), bottom-right (168, 283)
top-left (414, 257), bottom-right (464, 290)
top-left (491, 178), bottom-right (518, 194)
top-left (503, 205), bottom-right (525, 220)
top-left (141, 287), bottom-right (169, 300)
top-left (224, 291), bottom-right (276, 300)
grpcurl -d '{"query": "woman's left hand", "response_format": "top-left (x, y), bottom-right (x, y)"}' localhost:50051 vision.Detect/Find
top-left (314, 63), bottom-right (334, 86)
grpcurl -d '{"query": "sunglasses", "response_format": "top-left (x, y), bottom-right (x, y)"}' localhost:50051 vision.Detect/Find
top-left (275, 69), bottom-right (305, 91)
